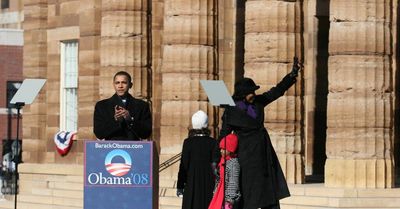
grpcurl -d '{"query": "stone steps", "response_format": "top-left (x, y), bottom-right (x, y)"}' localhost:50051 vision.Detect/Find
top-left (0, 175), bottom-right (398, 209)
top-left (159, 205), bottom-right (181, 209)
top-left (0, 198), bottom-right (13, 209)
top-left (159, 196), bottom-right (181, 207)
top-left (159, 177), bottom-right (182, 209)
top-left (0, 196), bottom-right (81, 209)
top-left (158, 179), bottom-right (400, 209)
top-left (0, 183), bottom-right (398, 209)
top-left (281, 184), bottom-right (400, 208)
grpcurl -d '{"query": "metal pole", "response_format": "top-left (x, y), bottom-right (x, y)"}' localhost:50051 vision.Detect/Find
top-left (14, 102), bottom-right (24, 209)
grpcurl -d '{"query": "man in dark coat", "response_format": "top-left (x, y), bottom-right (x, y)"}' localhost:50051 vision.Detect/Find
top-left (217, 59), bottom-right (301, 209)
top-left (177, 110), bottom-right (217, 209)
top-left (93, 71), bottom-right (152, 140)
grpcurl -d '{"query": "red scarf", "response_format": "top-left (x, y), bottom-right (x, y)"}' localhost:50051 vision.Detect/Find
top-left (208, 155), bottom-right (234, 209)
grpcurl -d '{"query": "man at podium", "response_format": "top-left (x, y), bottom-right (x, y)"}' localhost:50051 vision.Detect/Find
top-left (93, 71), bottom-right (152, 141)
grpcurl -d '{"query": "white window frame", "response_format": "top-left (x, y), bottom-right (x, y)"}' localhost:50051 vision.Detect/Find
top-left (60, 41), bottom-right (78, 132)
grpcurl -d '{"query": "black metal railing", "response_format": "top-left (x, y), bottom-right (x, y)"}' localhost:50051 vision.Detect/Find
top-left (159, 152), bottom-right (181, 172)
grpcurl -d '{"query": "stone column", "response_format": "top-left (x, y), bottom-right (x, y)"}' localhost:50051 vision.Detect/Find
top-left (158, 0), bottom-right (216, 163)
top-left (244, 0), bottom-right (304, 183)
top-left (151, 0), bottom-right (164, 152)
top-left (22, 0), bottom-right (48, 163)
top-left (78, 0), bottom-right (101, 147)
top-left (326, 0), bottom-right (395, 188)
top-left (218, 0), bottom-right (245, 89)
top-left (100, 0), bottom-right (150, 99)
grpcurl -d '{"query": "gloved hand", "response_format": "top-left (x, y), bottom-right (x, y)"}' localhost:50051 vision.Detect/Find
top-left (290, 56), bottom-right (302, 77)
top-left (176, 189), bottom-right (184, 197)
top-left (224, 201), bottom-right (233, 209)
top-left (211, 162), bottom-right (219, 179)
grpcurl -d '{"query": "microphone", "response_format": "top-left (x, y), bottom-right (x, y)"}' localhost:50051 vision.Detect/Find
top-left (119, 96), bottom-right (127, 108)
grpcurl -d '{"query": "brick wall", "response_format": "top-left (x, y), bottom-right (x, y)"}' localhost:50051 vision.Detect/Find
top-left (0, 45), bottom-right (23, 156)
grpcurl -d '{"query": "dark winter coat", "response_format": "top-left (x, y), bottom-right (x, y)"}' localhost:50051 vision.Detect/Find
top-left (219, 74), bottom-right (295, 209)
top-left (177, 134), bottom-right (217, 209)
top-left (93, 94), bottom-right (152, 140)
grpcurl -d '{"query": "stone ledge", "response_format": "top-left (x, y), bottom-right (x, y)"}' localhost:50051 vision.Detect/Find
top-left (281, 184), bottom-right (400, 208)
top-left (159, 183), bottom-right (400, 209)
top-left (286, 183), bottom-right (400, 197)
top-left (18, 163), bottom-right (83, 176)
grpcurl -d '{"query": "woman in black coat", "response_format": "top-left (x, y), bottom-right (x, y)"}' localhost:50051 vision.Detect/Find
top-left (177, 110), bottom-right (217, 209)
top-left (218, 60), bottom-right (301, 209)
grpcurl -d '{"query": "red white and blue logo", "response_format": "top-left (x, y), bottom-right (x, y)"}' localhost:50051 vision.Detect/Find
top-left (104, 149), bottom-right (132, 176)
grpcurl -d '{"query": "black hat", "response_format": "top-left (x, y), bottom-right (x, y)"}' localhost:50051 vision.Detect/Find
top-left (233, 77), bottom-right (260, 99)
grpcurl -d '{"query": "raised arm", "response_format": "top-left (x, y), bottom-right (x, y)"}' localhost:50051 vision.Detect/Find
top-left (257, 57), bottom-right (302, 106)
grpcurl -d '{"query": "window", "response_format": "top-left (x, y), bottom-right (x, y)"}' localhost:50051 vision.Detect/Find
top-left (1, 0), bottom-right (9, 9)
top-left (60, 41), bottom-right (78, 132)
top-left (6, 81), bottom-right (22, 108)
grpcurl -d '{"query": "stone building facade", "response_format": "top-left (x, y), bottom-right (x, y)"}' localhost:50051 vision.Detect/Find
top-left (2, 0), bottom-right (398, 208)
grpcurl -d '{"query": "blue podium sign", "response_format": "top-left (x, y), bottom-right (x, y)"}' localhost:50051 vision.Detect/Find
top-left (84, 141), bottom-right (153, 209)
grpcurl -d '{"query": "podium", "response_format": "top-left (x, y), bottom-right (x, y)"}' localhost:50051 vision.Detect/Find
top-left (84, 141), bottom-right (158, 209)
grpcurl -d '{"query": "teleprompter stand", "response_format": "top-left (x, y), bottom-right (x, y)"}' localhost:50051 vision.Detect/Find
top-left (9, 79), bottom-right (46, 209)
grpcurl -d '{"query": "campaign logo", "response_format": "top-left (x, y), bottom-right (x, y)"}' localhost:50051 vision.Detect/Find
top-left (104, 149), bottom-right (132, 177)
top-left (86, 144), bottom-right (150, 186)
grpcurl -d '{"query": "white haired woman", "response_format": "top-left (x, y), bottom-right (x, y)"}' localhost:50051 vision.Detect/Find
top-left (177, 110), bottom-right (217, 209)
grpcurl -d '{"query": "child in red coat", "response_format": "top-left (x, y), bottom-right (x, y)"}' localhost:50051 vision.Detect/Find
top-left (208, 133), bottom-right (241, 209)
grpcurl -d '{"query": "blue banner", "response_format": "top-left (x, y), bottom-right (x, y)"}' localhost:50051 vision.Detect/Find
top-left (84, 141), bottom-right (153, 209)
